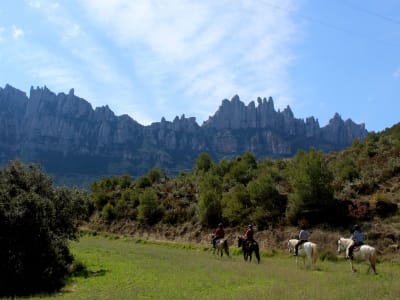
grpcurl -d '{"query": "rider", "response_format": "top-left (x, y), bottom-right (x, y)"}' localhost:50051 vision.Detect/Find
top-left (212, 223), bottom-right (225, 248)
top-left (243, 224), bottom-right (255, 245)
top-left (294, 225), bottom-right (310, 256)
top-left (348, 224), bottom-right (364, 260)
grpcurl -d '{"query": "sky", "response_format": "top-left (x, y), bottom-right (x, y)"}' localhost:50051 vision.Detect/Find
top-left (0, 0), bottom-right (399, 132)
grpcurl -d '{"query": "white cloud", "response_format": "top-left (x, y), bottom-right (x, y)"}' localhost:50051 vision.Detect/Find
top-left (393, 69), bottom-right (400, 78)
top-left (28, 0), bottom-right (41, 8)
top-left (12, 25), bottom-right (24, 39)
top-left (78, 0), bottom-right (300, 123)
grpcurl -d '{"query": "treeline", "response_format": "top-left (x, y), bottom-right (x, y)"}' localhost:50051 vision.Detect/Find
top-left (91, 123), bottom-right (400, 229)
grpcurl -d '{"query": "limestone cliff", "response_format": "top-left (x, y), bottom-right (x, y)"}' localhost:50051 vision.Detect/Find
top-left (0, 85), bottom-right (368, 186)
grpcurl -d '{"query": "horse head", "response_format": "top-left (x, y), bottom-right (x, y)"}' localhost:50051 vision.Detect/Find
top-left (237, 236), bottom-right (244, 248)
top-left (337, 238), bottom-right (342, 254)
top-left (288, 239), bottom-right (297, 253)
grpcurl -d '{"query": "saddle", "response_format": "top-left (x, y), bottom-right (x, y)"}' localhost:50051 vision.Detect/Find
top-left (245, 240), bottom-right (258, 247)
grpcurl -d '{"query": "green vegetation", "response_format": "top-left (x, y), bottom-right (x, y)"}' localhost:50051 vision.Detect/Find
top-left (32, 235), bottom-right (400, 300)
top-left (0, 160), bottom-right (91, 297)
top-left (2, 123), bottom-right (400, 297)
top-left (90, 124), bottom-right (400, 229)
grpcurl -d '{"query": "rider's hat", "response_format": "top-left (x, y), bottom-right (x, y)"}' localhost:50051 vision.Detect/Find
top-left (353, 224), bottom-right (360, 230)
top-left (218, 223), bottom-right (223, 227)
top-left (248, 224), bottom-right (253, 228)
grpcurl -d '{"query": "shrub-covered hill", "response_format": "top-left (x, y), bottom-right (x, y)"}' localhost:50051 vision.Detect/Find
top-left (85, 123), bottom-right (400, 256)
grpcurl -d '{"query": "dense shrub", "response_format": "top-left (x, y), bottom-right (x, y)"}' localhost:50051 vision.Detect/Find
top-left (0, 160), bottom-right (90, 296)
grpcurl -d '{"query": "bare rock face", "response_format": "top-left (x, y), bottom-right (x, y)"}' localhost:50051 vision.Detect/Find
top-left (0, 85), bottom-right (368, 186)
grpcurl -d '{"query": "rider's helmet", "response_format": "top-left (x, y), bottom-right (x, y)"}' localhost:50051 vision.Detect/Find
top-left (353, 224), bottom-right (360, 231)
top-left (248, 224), bottom-right (253, 228)
top-left (218, 223), bottom-right (223, 227)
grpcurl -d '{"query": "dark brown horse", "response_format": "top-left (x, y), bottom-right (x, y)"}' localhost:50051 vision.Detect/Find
top-left (238, 236), bottom-right (260, 263)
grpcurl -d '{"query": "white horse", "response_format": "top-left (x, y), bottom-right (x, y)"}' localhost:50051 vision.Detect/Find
top-left (288, 239), bottom-right (318, 269)
top-left (337, 237), bottom-right (377, 274)
top-left (211, 234), bottom-right (229, 257)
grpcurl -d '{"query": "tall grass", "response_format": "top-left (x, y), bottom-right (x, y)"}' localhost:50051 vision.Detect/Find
top-left (29, 235), bottom-right (400, 300)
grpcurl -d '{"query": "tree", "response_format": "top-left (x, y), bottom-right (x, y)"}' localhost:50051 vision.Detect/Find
top-left (137, 189), bottom-right (163, 225)
top-left (198, 174), bottom-right (222, 225)
top-left (247, 175), bottom-right (286, 227)
top-left (221, 183), bottom-right (251, 226)
top-left (286, 149), bottom-right (335, 225)
top-left (195, 152), bottom-right (213, 173)
top-left (0, 160), bottom-right (90, 296)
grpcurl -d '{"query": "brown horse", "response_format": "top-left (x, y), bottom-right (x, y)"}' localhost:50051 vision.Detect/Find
top-left (238, 236), bottom-right (260, 263)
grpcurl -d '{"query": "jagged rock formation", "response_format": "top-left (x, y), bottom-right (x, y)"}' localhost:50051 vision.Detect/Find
top-left (0, 85), bottom-right (368, 187)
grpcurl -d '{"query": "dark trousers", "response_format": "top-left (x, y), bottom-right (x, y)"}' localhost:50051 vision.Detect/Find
top-left (295, 240), bottom-right (307, 255)
top-left (348, 242), bottom-right (363, 259)
top-left (213, 237), bottom-right (222, 248)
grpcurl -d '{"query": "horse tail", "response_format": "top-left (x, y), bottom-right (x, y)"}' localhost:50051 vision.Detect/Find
top-left (312, 244), bottom-right (318, 264)
top-left (224, 239), bottom-right (230, 257)
top-left (255, 245), bottom-right (260, 263)
top-left (370, 247), bottom-right (377, 273)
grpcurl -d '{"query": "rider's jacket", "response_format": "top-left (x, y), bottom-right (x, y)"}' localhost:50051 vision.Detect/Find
top-left (299, 229), bottom-right (309, 241)
top-left (244, 228), bottom-right (254, 240)
top-left (215, 227), bottom-right (225, 238)
top-left (351, 230), bottom-right (364, 244)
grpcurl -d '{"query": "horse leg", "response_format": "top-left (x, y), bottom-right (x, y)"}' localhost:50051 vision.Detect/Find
top-left (349, 260), bottom-right (356, 273)
top-left (255, 250), bottom-right (260, 264)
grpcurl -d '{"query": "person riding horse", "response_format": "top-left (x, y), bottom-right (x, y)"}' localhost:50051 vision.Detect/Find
top-left (243, 224), bottom-right (257, 247)
top-left (212, 223), bottom-right (225, 248)
top-left (294, 225), bottom-right (310, 256)
top-left (348, 224), bottom-right (364, 260)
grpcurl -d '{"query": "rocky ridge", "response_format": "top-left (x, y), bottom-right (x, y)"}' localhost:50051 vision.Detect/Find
top-left (0, 84), bottom-right (368, 186)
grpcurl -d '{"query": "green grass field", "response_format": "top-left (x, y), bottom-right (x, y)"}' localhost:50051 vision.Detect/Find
top-left (29, 235), bottom-right (400, 300)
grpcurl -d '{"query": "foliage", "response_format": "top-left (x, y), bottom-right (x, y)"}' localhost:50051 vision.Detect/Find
top-left (286, 148), bottom-right (335, 225)
top-left (195, 152), bottom-right (213, 173)
top-left (0, 160), bottom-right (90, 296)
top-left (87, 123), bottom-right (400, 230)
top-left (137, 189), bottom-right (164, 225)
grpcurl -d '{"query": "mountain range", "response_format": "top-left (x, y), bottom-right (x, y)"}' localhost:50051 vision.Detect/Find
top-left (0, 84), bottom-right (368, 187)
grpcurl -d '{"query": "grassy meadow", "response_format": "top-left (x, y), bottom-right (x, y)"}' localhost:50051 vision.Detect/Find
top-left (28, 234), bottom-right (400, 300)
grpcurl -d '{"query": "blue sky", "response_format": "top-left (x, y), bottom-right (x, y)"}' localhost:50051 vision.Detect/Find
top-left (0, 0), bottom-right (399, 132)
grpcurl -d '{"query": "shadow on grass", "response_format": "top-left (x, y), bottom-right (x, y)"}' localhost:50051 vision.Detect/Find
top-left (70, 260), bottom-right (108, 279)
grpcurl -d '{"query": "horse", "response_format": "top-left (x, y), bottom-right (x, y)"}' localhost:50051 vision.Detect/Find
top-left (211, 234), bottom-right (229, 257)
top-left (237, 236), bottom-right (260, 263)
top-left (337, 237), bottom-right (377, 274)
top-left (287, 239), bottom-right (318, 269)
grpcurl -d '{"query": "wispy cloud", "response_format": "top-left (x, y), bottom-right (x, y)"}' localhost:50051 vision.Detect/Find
top-left (79, 0), bottom-right (300, 123)
top-left (393, 69), bottom-right (400, 78)
top-left (12, 25), bottom-right (24, 39)
top-left (7, 0), bottom-right (300, 124)
top-left (17, 0), bottom-right (141, 117)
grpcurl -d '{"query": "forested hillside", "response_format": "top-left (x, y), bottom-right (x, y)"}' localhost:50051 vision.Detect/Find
top-left (86, 123), bottom-right (400, 251)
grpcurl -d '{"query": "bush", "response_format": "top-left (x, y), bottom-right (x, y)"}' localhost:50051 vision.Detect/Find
top-left (137, 189), bottom-right (164, 225)
top-left (0, 160), bottom-right (89, 296)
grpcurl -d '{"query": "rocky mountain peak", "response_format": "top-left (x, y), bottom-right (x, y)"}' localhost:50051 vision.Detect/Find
top-left (0, 85), bottom-right (369, 186)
